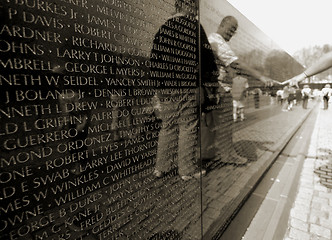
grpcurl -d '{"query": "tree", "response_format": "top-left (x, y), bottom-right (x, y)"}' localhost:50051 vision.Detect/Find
top-left (293, 44), bottom-right (332, 81)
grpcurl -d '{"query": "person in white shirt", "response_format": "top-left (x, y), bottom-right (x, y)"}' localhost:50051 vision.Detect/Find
top-left (301, 85), bottom-right (311, 109)
top-left (321, 84), bottom-right (332, 110)
top-left (281, 85), bottom-right (290, 111)
top-left (203, 16), bottom-right (276, 165)
top-left (276, 89), bottom-right (284, 105)
top-left (232, 76), bottom-right (249, 122)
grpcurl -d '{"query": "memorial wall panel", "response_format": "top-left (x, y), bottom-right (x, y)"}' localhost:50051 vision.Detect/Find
top-left (200, 0), bottom-right (304, 238)
top-left (1, 0), bottom-right (306, 239)
top-left (0, 0), bottom-right (203, 239)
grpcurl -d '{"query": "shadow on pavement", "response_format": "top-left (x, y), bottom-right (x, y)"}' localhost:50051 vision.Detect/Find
top-left (234, 140), bottom-right (274, 162)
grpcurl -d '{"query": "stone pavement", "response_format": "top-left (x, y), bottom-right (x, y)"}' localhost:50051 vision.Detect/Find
top-left (283, 105), bottom-right (332, 240)
top-left (201, 99), bottom-right (314, 239)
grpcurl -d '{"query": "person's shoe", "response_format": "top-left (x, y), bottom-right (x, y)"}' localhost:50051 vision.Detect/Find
top-left (193, 169), bottom-right (206, 179)
top-left (180, 169), bottom-right (206, 181)
top-left (180, 175), bottom-right (192, 181)
top-left (153, 169), bottom-right (163, 178)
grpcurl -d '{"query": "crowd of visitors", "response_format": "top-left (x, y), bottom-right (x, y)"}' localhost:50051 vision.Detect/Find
top-left (272, 83), bottom-right (332, 111)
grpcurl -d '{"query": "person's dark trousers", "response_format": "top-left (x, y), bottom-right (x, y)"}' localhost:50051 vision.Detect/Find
top-left (216, 92), bottom-right (233, 151)
top-left (201, 92), bottom-right (233, 161)
top-left (302, 96), bottom-right (308, 109)
top-left (254, 94), bottom-right (259, 108)
top-left (323, 96), bottom-right (329, 109)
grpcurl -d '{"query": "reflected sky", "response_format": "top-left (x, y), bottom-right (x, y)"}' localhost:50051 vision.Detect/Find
top-left (227, 0), bottom-right (332, 55)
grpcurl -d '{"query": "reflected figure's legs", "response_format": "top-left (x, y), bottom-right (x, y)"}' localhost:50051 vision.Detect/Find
top-left (177, 118), bottom-right (198, 177)
top-left (239, 107), bottom-right (245, 121)
top-left (201, 112), bottom-right (218, 160)
top-left (155, 92), bottom-right (203, 179)
top-left (155, 106), bottom-right (178, 176)
top-left (233, 100), bottom-right (238, 122)
top-left (217, 102), bottom-right (233, 154)
top-left (217, 93), bottom-right (247, 165)
top-left (233, 100), bottom-right (245, 122)
top-left (177, 93), bottom-right (205, 178)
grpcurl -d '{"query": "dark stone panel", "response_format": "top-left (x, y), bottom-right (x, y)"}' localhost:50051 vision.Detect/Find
top-left (200, 0), bottom-right (305, 238)
top-left (0, 0), bottom-right (307, 239)
top-left (0, 0), bottom-right (203, 239)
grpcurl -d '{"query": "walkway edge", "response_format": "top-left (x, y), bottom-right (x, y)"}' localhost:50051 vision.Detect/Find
top-left (243, 106), bottom-right (317, 240)
top-left (208, 107), bottom-right (315, 240)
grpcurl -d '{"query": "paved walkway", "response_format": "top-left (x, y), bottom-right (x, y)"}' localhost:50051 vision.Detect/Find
top-left (240, 100), bottom-right (332, 240)
top-left (202, 99), bottom-right (314, 239)
top-left (283, 105), bottom-right (332, 240)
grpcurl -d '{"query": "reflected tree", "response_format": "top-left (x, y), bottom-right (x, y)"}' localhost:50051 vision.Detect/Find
top-left (264, 50), bottom-right (304, 81)
top-left (238, 49), bottom-right (266, 87)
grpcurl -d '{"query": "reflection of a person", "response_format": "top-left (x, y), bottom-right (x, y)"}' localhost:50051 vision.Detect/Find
top-left (232, 75), bottom-right (249, 122)
top-left (57, 91), bottom-right (92, 232)
top-left (51, 64), bottom-right (90, 175)
top-left (203, 16), bottom-right (276, 165)
top-left (253, 88), bottom-right (260, 109)
top-left (58, 91), bottom-right (90, 174)
top-left (151, 0), bottom-right (217, 180)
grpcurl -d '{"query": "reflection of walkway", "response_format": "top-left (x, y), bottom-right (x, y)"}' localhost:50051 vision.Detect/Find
top-left (201, 100), bottom-right (314, 239)
top-left (283, 106), bottom-right (332, 239)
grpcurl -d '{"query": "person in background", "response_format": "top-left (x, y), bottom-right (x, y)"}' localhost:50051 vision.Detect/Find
top-left (281, 85), bottom-right (290, 111)
top-left (276, 88), bottom-right (284, 105)
top-left (301, 85), bottom-right (311, 109)
top-left (253, 88), bottom-right (260, 109)
top-left (321, 84), bottom-right (332, 110)
top-left (283, 51), bottom-right (332, 110)
top-left (206, 15), bottom-right (276, 165)
top-left (295, 87), bottom-right (302, 106)
top-left (269, 87), bottom-right (278, 105)
top-left (232, 75), bottom-right (249, 122)
top-left (287, 85), bottom-right (296, 111)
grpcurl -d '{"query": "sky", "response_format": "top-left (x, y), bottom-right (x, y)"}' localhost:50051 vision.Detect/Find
top-left (226, 0), bottom-right (332, 56)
